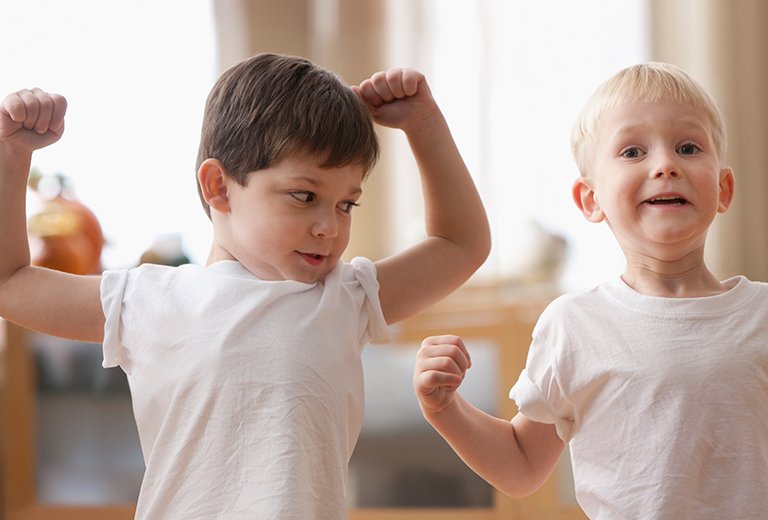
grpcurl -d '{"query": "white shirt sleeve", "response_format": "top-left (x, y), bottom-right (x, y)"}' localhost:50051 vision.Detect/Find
top-left (100, 269), bottom-right (130, 371)
top-left (350, 256), bottom-right (390, 344)
top-left (508, 304), bottom-right (576, 442)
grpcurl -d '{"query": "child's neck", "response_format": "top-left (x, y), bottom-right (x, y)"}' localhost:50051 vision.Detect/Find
top-left (621, 248), bottom-right (728, 298)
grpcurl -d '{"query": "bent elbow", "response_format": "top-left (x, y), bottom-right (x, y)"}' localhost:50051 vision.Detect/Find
top-left (496, 475), bottom-right (548, 499)
top-left (466, 230), bottom-right (491, 273)
top-left (476, 230), bottom-right (492, 265)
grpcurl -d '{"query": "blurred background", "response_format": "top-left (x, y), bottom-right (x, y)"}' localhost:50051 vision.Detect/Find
top-left (3, 0), bottom-right (767, 289)
top-left (1, 0), bottom-right (766, 517)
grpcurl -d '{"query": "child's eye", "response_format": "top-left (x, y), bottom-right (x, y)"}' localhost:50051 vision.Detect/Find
top-left (620, 147), bottom-right (643, 159)
top-left (678, 143), bottom-right (700, 155)
top-left (290, 191), bottom-right (315, 203)
top-left (338, 201), bottom-right (359, 214)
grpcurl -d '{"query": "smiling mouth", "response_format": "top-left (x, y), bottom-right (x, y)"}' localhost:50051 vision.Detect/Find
top-left (645, 196), bottom-right (689, 205)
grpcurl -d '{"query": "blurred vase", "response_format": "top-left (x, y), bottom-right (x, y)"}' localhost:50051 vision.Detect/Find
top-left (28, 194), bottom-right (105, 275)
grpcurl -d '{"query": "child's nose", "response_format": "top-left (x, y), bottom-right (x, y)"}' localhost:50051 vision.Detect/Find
top-left (311, 209), bottom-right (339, 239)
top-left (651, 150), bottom-right (680, 178)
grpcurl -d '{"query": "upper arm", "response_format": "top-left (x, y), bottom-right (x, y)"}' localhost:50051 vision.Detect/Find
top-left (425, 394), bottom-right (565, 498)
top-left (506, 412), bottom-right (566, 495)
top-left (0, 266), bottom-right (104, 343)
top-left (375, 236), bottom-right (485, 324)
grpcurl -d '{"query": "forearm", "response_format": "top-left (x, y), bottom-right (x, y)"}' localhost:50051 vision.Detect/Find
top-left (0, 90), bottom-right (102, 341)
top-left (424, 394), bottom-right (554, 497)
top-left (0, 90), bottom-right (67, 283)
top-left (374, 109), bottom-right (492, 323)
top-left (406, 111), bottom-right (490, 271)
top-left (358, 69), bottom-right (491, 323)
top-left (0, 146), bottom-right (34, 284)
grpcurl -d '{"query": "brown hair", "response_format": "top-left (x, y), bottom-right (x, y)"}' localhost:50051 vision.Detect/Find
top-left (195, 53), bottom-right (380, 217)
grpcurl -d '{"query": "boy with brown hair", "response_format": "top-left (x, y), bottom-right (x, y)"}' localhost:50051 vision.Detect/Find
top-left (0, 53), bottom-right (490, 518)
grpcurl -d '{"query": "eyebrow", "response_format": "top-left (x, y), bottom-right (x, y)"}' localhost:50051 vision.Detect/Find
top-left (285, 176), bottom-right (363, 196)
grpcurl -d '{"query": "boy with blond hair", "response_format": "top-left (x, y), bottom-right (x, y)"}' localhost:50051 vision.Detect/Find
top-left (0, 53), bottom-right (490, 518)
top-left (414, 62), bottom-right (768, 519)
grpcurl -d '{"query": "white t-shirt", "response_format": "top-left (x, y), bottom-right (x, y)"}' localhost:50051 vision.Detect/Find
top-left (101, 258), bottom-right (389, 519)
top-left (510, 275), bottom-right (768, 519)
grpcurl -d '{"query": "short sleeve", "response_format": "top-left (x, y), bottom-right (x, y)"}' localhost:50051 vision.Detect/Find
top-left (509, 368), bottom-right (574, 442)
top-left (350, 257), bottom-right (390, 344)
top-left (100, 269), bottom-right (131, 372)
top-left (508, 314), bottom-right (576, 442)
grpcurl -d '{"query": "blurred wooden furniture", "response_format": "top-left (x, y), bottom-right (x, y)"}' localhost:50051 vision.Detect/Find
top-left (0, 282), bottom-right (585, 520)
top-left (0, 320), bottom-right (134, 520)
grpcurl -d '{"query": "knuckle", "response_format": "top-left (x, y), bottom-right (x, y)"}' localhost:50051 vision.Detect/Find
top-left (435, 356), bottom-right (457, 373)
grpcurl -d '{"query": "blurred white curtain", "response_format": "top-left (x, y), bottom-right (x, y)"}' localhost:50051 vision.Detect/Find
top-left (651, 0), bottom-right (768, 281)
top-left (383, 0), bottom-right (650, 290)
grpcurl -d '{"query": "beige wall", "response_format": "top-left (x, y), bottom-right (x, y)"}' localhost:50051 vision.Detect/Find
top-left (651, 0), bottom-right (768, 281)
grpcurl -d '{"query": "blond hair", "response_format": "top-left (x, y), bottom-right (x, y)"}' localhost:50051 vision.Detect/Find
top-left (571, 62), bottom-right (726, 176)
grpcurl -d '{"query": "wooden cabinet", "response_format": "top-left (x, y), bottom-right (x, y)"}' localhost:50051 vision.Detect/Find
top-left (0, 320), bottom-right (135, 519)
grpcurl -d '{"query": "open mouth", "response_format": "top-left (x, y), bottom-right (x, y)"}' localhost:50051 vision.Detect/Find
top-left (298, 252), bottom-right (326, 265)
top-left (644, 196), bottom-right (689, 206)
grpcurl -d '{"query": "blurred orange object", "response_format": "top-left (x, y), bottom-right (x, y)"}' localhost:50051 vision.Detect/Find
top-left (28, 191), bottom-right (105, 275)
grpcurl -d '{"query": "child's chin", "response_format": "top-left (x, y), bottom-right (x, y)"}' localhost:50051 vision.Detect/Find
top-left (293, 270), bottom-right (328, 284)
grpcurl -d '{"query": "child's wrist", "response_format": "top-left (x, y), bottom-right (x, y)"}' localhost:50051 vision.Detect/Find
top-left (401, 105), bottom-right (445, 137)
top-left (420, 394), bottom-right (459, 420)
top-left (0, 143), bottom-right (34, 170)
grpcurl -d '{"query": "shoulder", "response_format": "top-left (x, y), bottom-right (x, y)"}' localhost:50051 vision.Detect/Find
top-left (725, 275), bottom-right (768, 311)
top-left (103, 262), bottom-right (201, 286)
top-left (101, 263), bottom-right (229, 307)
top-left (330, 257), bottom-right (389, 343)
top-left (327, 256), bottom-right (378, 289)
top-left (540, 280), bottom-right (616, 318)
top-left (532, 280), bottom-right (621, 339)
top-left (733, 275), bottom-right (768, 293)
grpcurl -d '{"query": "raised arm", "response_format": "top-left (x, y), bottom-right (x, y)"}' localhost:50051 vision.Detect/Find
top-left (414, 335), bottom-right (565, 497)
top-left (353, 69), bottom-right (491, 324)
top-left (0, 89), bottom-right (104, 342)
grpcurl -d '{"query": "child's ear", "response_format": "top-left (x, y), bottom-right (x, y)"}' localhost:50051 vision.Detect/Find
top-left (717, 167), bottom-right (735, 214)
top-left (572, 177), bottom-right (605, 223)
top-left (197, 159), bottom-right (231, 213)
